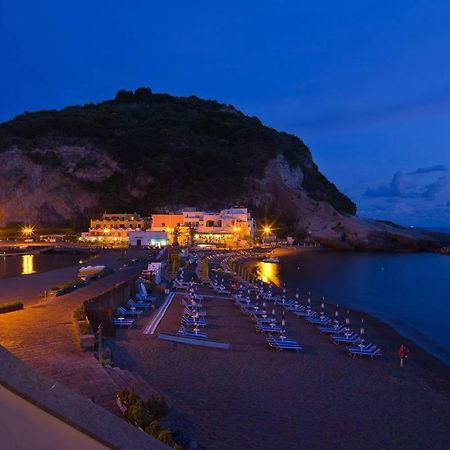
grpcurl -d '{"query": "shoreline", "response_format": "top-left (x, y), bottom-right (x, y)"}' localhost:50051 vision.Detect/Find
top-left (237, 246), bottom-right (450, 372)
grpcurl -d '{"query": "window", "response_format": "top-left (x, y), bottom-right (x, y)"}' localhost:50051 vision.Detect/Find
top-left (161, 222), bottom-right (166, 227)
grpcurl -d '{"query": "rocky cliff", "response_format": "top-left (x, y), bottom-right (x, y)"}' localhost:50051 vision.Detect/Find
top-left (0, 88), bottom-right (448, 250)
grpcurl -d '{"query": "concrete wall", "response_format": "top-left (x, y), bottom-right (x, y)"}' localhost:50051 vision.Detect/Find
top-left (84, 276), bottom-right (139, 337)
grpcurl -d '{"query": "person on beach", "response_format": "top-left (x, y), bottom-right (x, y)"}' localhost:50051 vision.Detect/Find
top-left (399, 344), bottom-right (409, 368)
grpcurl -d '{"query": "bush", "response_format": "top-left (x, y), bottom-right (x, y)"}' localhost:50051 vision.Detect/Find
top-left (157, 429), bottom-right (174, 446)
top-left (117, 388), bottom-right (140, 409)
top-left (73, 305), bottom-right (86, 321)
top-left (0, 302), bottom-right (23, 314)
top-left (144, 420), bottom-right (161, 438)
top-left (147, 395), bottom-right (169, 420)
top-left (52, 278), bottom-right (85, 295)
top-left (78, 321), bottom-right (92, 335)
top-left (125, 400), bottom-right (152, 429)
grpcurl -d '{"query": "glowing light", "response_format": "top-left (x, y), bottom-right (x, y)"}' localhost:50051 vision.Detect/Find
top-left (257, 261), bottom-right (280, 286)
top-left (21, 254), bottom-right (35, 275)
top-left (103, 228), bottom-right (111, 234)
top-left (21, 225), bottom-right (34, 237)
top-left (263, 226), bottom-right (271, 234)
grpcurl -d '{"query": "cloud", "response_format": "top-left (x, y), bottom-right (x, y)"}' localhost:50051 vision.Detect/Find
top-left (364, 171), bottom-right (414, 198)
top-left (421, 176), bottom-right (447, 200)
top-left (408, 165), bottom-right (446, 175)
top-left (364, 169), bottom-right (447, 200)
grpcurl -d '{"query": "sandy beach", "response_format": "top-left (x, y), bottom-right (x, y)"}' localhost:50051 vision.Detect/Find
top-left (108, 258), bottom-right (450, 450)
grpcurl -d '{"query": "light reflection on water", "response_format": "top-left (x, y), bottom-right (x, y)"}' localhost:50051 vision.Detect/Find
top-left (21, 254), bottom-right (35, 275)
top-left (256, 261), bottom-right (281, 286)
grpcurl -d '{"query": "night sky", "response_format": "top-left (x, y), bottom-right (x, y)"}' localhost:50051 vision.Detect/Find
top-left (1, 1), bottom-right (450, 226)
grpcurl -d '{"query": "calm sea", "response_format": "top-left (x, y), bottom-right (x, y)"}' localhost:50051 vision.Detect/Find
top-left (252, 249), bottom-right (450, 366)
top-left (0, 252), bottom-right (88, 278)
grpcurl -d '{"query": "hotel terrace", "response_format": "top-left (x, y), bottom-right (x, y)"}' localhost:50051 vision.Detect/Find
top-left (80, 208), bottom-right (255, 248)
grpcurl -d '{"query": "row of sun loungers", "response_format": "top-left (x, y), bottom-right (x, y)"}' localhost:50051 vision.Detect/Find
top-left (233, 293), bottom-right (303, 352)
top-left (114, 281), bottom-right (156, 328)
top-left (276, 300), bottom-right (382, 358)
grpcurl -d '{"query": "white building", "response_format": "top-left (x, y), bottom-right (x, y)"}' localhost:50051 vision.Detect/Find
top-left (128, 230), bottom-right (168, 248)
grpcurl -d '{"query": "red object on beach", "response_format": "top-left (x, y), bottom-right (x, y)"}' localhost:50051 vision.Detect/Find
top-left (399, 345), bottom-right (409, 359)
top-left (399, 345), bottom-right (410, 367)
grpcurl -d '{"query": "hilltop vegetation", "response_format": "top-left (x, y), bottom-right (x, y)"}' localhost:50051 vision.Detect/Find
top-left (0, 87), bottom-right (356, 219)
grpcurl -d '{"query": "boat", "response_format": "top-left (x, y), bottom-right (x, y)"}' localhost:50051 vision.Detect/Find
top-left (261, 257), bottom-right (279, 264)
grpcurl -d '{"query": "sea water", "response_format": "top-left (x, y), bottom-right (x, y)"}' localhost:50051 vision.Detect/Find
top-left (255, 250), bottom-right (450, 366)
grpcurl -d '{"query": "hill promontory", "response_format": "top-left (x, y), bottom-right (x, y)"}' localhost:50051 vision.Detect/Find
top-left (0, 87), bottom-right (448, 251)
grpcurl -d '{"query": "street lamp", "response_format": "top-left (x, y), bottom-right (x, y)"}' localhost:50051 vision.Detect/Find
top-left (263, 226), bottom-right (271, 234)
top-left (21, 225), bottom-right (34, 239)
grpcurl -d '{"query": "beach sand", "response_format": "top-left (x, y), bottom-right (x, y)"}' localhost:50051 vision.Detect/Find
top-left (108, 284), bottom-right (450, 449)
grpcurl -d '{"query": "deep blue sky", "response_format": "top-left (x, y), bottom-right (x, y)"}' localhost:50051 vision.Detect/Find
top-left (1, 1), bottom-right (450, 226)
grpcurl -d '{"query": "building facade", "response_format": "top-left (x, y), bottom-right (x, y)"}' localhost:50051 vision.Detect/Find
top-left (151, 207), bottom-right (255, 247)
top-left (128, 230), bottom-right (168, 248)
top-left (80, 213), bottom-right (149, 245)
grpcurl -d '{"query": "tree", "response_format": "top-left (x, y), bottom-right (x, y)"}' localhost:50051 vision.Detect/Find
top-left (172, 225), bottom-right (181, 246)
top-left (187, 225), bottom-right (196, 247)
top-left (115, 89), bottom-right (134, 103)
top-left (134, 87), bottom-right (153, 101)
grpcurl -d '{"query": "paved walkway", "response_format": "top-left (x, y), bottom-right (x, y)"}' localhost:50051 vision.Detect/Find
top-left (0, 250), bottom-right (158, 413)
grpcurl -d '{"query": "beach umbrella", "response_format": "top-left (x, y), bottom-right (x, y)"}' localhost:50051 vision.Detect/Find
top-left (281, 310), bottom-right (286, 338)
top-left (345, 311), bottom-right (351, 337)
top-left (320, 298), bottom-right (325, 319)
top-left (359, 319), bottom-right (365, 348)
top-left (193, 318), bottom-right (200, 335)
top-left (334, 305), bottom-right (340, 328)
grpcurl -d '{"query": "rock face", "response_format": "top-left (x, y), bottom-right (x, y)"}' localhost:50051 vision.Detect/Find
top-left (0, 88), bottom-right (448, 250)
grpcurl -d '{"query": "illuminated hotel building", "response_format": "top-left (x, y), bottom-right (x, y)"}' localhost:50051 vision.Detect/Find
top-left (80, 213), bottom-right (149, 245)
top-left (151, 207), bottom-right (255, 247)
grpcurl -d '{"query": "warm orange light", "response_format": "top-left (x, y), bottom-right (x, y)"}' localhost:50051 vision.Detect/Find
top-left (264, 226), bottom-right (271, 234)
top-left (103, 228), bottom-right (111, 234)
top-left (21, 225), bottom-right (34, 237)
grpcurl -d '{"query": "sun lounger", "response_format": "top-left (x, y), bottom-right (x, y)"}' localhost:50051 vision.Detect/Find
top-left (347, 343), bottom-right (382, 358)
top-left (184, 309), bottom-right (206, 319)
top-left (136, 292), bottom-right (157, 303)
top-left (178, 326), bottom-right (208, 339)
top-left (319, 325), bottom-right (344, 334)
top-left (252, 316), bottom-right (276, 324)
top-left (113, 317), bottom-right (135, 328)
top-left (182, 316), bottom-right (207, 327)
top-left (293, 309), bottom-right (316, 318)
top-left (266, 335), bottom-right (302, 352)
top-left (127, 299), bottom-right (150, 310)
top-left (256, 323), bottom-right (283, 333)
top-left (116, 306), bottom-right (143, 316)
top-left (332, 332), bottom-right (361, 345)
top-left (306, 316), bottom-right (331, 326)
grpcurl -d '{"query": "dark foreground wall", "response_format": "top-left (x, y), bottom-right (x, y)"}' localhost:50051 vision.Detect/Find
top-left (84, 276), bottom-right (138, 336)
